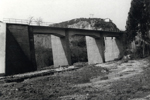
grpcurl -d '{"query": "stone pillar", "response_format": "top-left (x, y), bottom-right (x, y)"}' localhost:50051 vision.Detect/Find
top-left (115, 36), bottom-right (124, 59)
top-left (104, 37), bottom-right (123, 61)
top-left (51, 35), bottom-right (71, 67)
top-left (0, 22), bottom-right (6, 75)
top-left (28, 27), bottom-right (37, 70)
top-left (86, 36), bottom-right (104, 64)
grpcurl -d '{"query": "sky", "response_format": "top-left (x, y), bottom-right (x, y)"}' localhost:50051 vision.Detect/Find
top-left (0, 0), bottom-right (131, 30)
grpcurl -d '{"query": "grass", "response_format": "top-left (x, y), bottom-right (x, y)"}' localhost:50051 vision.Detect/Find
top-left (0, 59), bottom-right (150, 100)
top-left (0, 65), bottom-right (107, 100)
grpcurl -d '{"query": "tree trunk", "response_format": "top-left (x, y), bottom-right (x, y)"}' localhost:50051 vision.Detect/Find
top-left (142, 42), bottom-right (145, 57)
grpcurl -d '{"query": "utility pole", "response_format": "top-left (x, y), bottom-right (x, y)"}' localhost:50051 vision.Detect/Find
top-left (90, 14), bottom-right (94, 18)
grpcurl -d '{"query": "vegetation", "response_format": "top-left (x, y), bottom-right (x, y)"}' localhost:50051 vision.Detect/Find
top-left (0, 65), bottom-right (107, 100)
top-left (70, 35), bottom-right (87, 63)
top-left (27, 16), bottom-right (43, 26)
top-left (0, 58), bottom-right (150, 100)
top-left (50, 18), bottom-right (119, 31)
top-left (34, 34), bottom-right (53, 69)
top-left (126, 0), bottom-right (150, 57)
top-left (35, 47), bottom-right (53, 70)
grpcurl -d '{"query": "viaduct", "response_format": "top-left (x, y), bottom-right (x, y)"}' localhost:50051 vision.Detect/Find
top-left (0, 22), bottom-right (124, 75)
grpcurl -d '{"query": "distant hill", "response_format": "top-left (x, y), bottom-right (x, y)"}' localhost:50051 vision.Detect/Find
top-left (50, 18), bottom-right (120, 31)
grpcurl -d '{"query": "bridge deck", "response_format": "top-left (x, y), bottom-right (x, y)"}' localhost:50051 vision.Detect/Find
top-left (7, 23), bottom-right (124, 37)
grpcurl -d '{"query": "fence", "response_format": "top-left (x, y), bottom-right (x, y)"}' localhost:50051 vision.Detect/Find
top-left (3, 18), bottom-right (54, 26)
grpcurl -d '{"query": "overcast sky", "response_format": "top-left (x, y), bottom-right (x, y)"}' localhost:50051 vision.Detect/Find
top-left (0, 0), bottom-right (131, 30)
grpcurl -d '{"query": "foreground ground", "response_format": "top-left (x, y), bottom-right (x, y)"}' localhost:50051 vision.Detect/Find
top-left (0, 57), bottom-right (150, 100)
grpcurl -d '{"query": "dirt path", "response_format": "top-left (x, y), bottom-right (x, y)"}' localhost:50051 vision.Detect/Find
top-left (66, 57), bottom-right (150, 100)
top-left (74, 58), bottom-right (149, 88)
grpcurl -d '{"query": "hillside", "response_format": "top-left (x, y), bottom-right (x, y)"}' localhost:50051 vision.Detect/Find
top-left (49, 18), bottom-right (120, 31)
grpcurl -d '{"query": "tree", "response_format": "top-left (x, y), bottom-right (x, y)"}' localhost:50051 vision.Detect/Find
top-left (126, 0), bottom-right (150, 57)
top-left (28, 16), bottom-right (34, 25)
top-left (35, 17), bottom-right (43, 26)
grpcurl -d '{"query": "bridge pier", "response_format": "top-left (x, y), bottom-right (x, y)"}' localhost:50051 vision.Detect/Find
top-left (0, 23), bottom-right (6, 76)
top-left (104, 37), bottom-right (123, 61)
top-left (51, 34), bottom-right (71, 67)
top-left (86, 36), bottom-right (105, 64)
top-left (115, 37), bottom-right (124, 59)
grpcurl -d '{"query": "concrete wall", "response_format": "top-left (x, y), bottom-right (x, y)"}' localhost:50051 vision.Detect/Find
top-left (86, 36), bottom-right (104, 64)
top-left (51, 34), bottom-right (71, 67)
top-left (104, 37), bottom-right (123, 61)
top-left (7, 25), bottom-right (31, 59)
top-left (6, 24), bottom-right (36, 75)
top-left (0, 23), bottom-right (6, 75)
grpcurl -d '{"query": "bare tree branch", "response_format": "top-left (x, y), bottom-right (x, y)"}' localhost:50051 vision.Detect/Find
top-left (35, 17), bottom-right (43, 26)
top-left (28, 16), bottom-right (34, 25)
